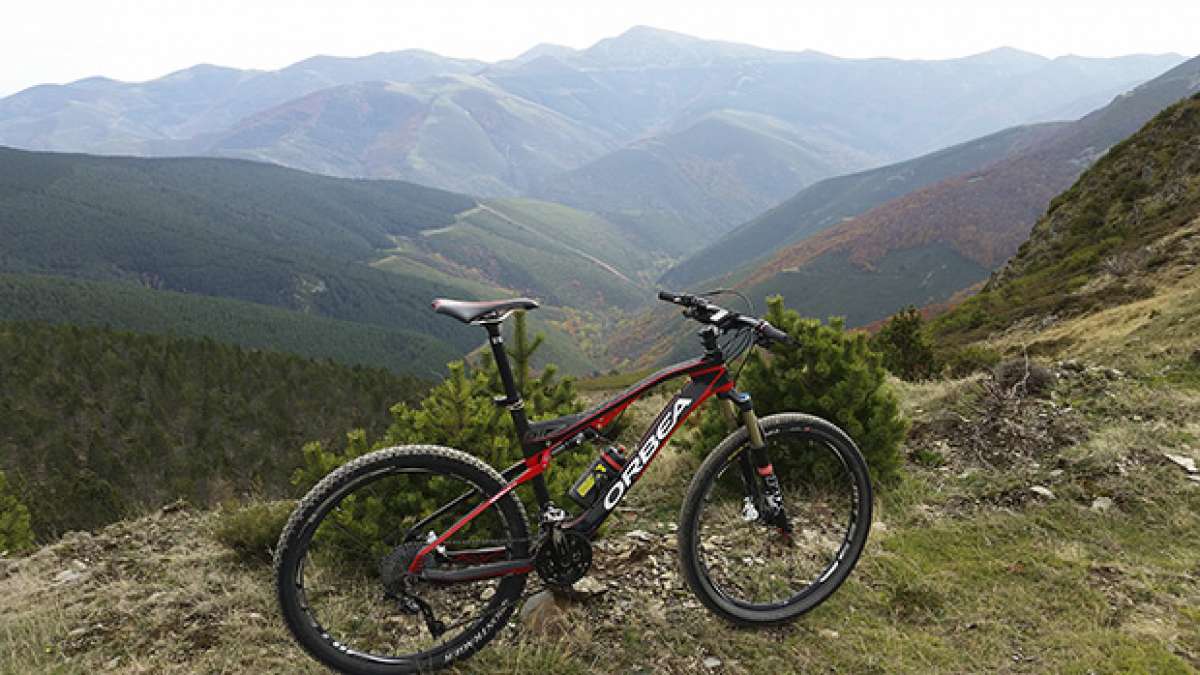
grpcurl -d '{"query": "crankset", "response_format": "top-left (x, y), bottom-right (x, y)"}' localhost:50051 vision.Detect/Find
top-left (533, 526), bottom-right (593, 586)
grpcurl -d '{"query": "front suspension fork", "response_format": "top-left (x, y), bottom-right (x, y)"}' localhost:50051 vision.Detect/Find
top-left (719, 392), bottom-right (793, 535)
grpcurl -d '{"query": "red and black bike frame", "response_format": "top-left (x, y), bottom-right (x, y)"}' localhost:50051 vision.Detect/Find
top-left (406, 322), bottom-right (746, 579)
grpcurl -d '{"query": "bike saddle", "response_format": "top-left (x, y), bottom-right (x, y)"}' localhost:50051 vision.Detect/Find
top-left (431, 297), bottom-right (539, 324)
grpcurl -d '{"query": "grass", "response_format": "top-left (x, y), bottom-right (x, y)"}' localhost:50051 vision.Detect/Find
top-left (3, 306), bottom-right (1199, 673)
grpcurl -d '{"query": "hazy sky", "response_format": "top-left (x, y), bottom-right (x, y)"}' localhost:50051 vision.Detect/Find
top-left (2, 0), bottom-right (1197, 96)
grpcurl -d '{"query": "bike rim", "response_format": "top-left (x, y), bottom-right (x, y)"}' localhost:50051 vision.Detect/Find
top-left (692, 428), bottom-right (862, 611)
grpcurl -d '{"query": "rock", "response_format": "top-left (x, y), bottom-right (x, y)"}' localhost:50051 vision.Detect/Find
top-left (572, 576), bottom-right (606, 596)
top-left (519, 590), bottom-right (568, 635)
top-left (703, 656), bottom-right (723, 669)
top-left (1164, 453), bottom-right (1197, 473)
top-left (480, 587), bottom-right (496, 601)
top-left (53, 569), bottom-right (83, 585)
top-left (1060, 359), bottom-right (1085, 373)
top-left (1090, 497), bottom-right (1115, 513)
top-left (104, 657), bottom-right (120, 670)
top-left (1030, 486), bottom-right (1056, 499)
top-left (819, 628), bottom-right (840, 639)
top-left (626, 529), bottom-right (655, 543)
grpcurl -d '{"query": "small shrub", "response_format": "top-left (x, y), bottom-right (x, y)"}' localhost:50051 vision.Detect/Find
top-left (0, 470), bottom-right (34, 554)
top-left (684, 296), bottom-right (907, 483)
top-left (909, 447), bottom-right (947, 468)
top-left (870, 306), bottom-right (937, 381)
top-left (213, 500), bottom-right (293, 565)
top-left (993, 358), bottom-right (1055, 399)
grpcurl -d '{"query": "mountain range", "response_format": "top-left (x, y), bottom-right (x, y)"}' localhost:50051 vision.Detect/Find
top-left (616, 53), bottom-right (1200, 366)
top-left (727, 54), bottom-right (1200, 327)
top-left (0, 27), bottom-right (1183, 255)
top-left (2, 29), bottom-right (1195, 378)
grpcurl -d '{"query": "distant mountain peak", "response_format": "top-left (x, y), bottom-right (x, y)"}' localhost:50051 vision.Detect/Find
top-left (581, 25), bottom-right (778, 68)
top-left (614, 25), bottom-right (702, 42)
top-left (512, 42), bottom-right (577, 64)
top-left (960, 46), bottom-right (1048, 66)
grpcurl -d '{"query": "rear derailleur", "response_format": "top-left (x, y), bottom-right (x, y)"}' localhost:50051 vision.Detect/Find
top-left (379, 539), bottom-right (447, 638)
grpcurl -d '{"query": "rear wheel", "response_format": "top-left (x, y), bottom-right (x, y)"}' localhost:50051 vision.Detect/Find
top-left (274, 445), bottom-right (529, 674)
top-left (678, 414), bottom-right (872, 625)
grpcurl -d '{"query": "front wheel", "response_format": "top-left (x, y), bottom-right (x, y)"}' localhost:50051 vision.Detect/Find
top-left (678, 413), bottom-right (872, 625)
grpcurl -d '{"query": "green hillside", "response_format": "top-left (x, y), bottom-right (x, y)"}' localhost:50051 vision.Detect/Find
top-left (205, 77), bottom-right (612, 196)
top-left (662, 121), bottom-right (1068, 287)
top-left (0, 321), bottom-right (427, 539)
top-left (441, 199), bottom-right (654, 306)
top-left (746, 244), bottom-right (989, 328)
top-left (0, 148), bottom-right (668, 375)
top-left (0, 274), bottom-right (459, 377)
top-left (934, 92), bottom-right (1200, 345)
top-left (0, 147), bottom-right (483, 352)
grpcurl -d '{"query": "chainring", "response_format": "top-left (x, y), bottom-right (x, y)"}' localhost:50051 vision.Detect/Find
top-left (533, 528), bottom-right (592, 586)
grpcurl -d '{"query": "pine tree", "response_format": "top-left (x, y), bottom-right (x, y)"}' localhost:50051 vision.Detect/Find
top-left (0, 470), bottom-right (34, 553)
top-left (295, 310), bottom-right (590, 511)
top-left (870, 306), bottom-right (938, 381)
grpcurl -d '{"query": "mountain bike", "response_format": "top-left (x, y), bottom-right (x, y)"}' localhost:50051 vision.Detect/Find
top-left (274, 291), bottom-right (873, 674)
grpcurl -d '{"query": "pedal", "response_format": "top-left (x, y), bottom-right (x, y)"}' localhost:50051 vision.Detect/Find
top-left (540, 502), bottom-right (568, 525)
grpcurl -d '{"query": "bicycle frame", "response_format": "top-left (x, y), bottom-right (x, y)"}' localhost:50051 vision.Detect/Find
top-left (406, 353), bottom-right (738, 577)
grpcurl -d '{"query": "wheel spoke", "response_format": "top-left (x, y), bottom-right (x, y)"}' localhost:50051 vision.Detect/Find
top-left (680, 417), bottom-right (871, 621)
top-left (275, 449), bottom-right (529, 672)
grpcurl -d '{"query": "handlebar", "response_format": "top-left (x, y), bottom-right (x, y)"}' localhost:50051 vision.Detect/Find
top-left (656, 290), bottom-right (703, 307)
top-left (657, 289), bottom-right (795, 347)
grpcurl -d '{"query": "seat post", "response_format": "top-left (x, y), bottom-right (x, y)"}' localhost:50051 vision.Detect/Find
top-left (483, 322), bottom-right (530, 440)
top-left (484, 321), bottom-right (552, 508)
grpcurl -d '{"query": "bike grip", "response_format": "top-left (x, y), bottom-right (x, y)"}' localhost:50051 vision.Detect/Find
top-left (657, 290), bottom-right (698, 307)
top-left (760, 323), bottom-right (793, 344)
